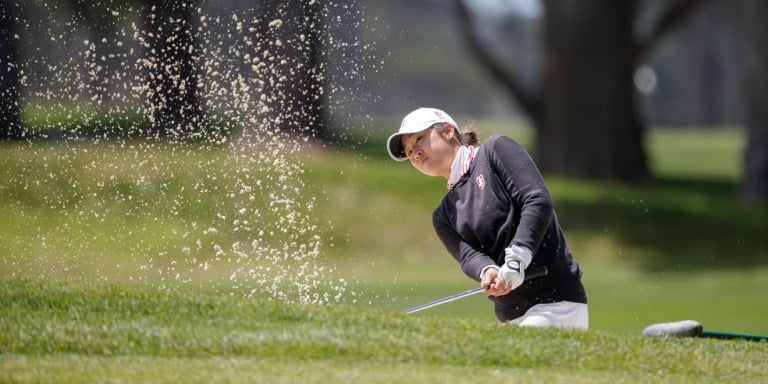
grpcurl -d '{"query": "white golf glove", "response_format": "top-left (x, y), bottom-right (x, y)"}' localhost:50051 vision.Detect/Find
top-left (497, 245), bottom-right (533, 291)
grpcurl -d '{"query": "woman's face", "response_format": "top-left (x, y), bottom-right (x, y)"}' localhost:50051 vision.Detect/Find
top-left (401, 124), bottom-right (457, 178)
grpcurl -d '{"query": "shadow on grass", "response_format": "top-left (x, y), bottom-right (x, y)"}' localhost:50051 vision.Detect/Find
top-left (554, 177), bottom-right (767, 271)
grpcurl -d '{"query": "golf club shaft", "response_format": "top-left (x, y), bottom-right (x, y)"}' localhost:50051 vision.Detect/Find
top-left (404, 267), bottom-right (548, 314)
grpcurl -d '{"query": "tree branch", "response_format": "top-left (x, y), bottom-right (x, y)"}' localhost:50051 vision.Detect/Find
top-left (454, 0), bottom-right (542, 120)
top-left (634, 0), bottom-right (714, 64)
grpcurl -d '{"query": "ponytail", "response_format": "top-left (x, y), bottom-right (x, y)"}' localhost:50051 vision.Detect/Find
top-left (460, 129), bottom-right (479, 146)
top-left (436, 122), bottom-right (479, 146)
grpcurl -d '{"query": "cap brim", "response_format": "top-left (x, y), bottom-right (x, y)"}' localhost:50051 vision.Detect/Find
top-left (386, 132), bottom-right (409, 161)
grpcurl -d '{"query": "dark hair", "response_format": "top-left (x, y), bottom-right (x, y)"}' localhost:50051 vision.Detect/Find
top-left (459, 129), bottom-right (479, 146)
top-left (434, 122), bottom-right (479, 146)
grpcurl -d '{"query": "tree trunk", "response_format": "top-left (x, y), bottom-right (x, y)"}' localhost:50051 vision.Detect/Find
top-left (293, 0), bottom-right (328, 140)
top-left (142, 1), bottom-right (202, 139)
top-left (0, 0), bottom-right (23, 140)
top-left (540, 0), bottom-right (648, 181)
top-left (739, 0), bottom-right (768, 202)
top-left (252, 1), bottom-right (328, 139)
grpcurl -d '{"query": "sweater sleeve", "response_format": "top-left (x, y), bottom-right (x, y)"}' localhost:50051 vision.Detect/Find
top-left (433, 210), bottom-right (496, 281)
top-left (488, 136), bottom-right (554, 253)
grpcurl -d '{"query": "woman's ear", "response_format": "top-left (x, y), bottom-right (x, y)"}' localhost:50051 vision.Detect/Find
top-left (442, 123), bottom-right (456, 139)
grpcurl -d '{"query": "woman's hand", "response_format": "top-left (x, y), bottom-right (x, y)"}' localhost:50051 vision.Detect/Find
top-left (480, 267), bottom-right (513, 297)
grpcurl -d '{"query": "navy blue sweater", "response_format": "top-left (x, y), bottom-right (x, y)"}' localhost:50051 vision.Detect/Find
top-left (432, 135), bottom-right (587, 321)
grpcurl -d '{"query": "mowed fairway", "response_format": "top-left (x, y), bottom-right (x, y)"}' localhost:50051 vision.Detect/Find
top-left (1, 124), bottom-right (767, 382)
top-left (1, 279), bottom-right (766, 383)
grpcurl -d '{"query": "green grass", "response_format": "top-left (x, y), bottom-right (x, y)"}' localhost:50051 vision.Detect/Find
top-left (20, 103), bottom-right (235, 142)
top-left (1, 279), bottom-right (766, 383)
top-left (649, 126), bottom-right (743, 180)
top-left (1, 122), bottom-right (767, 382)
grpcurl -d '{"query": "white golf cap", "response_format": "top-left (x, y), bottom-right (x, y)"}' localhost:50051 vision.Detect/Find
top-left (386, 107), bottom-right (458, 161)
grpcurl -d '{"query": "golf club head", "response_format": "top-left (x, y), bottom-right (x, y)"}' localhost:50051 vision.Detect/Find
top-left (642, 320), bottom-right (703, 338)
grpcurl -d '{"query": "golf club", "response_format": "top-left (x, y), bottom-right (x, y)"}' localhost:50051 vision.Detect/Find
top-left (404, 267), bottom-right (548, 314)
top-left (642, 320), bottom-right (767, 342)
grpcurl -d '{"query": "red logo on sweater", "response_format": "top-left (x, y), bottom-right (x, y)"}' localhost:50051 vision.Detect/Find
top-left (476, 175), bottom-right (485, 189)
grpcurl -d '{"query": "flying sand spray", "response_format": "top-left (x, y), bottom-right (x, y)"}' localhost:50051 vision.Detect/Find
top-left (4, 1), bottom-right (377, 305)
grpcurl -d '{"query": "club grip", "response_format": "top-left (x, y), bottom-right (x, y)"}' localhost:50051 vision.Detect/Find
top-left (483, 266), bottom-right (548, 291)
top-left (525, 266), bottom-right (548, 281)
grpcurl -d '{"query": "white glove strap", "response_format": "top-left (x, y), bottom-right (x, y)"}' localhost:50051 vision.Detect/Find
top-left (505, 244), bottom-right (533, 270)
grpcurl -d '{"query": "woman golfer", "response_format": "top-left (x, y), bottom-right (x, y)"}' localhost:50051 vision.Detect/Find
top-left (387, 107), bottom-right (588, 329)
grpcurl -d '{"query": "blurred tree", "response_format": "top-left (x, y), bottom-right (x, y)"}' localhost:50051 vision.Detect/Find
top-left (68, 0), bottom-right (136, 106)
top-left (456, 0), bottom-right (711, 182)
top-left (0, 0), bottom-right (23, 140)
top-left (142, 0), bottom-right (203, 139)
top-left (676, 1), bottom-right (741, 126)
top-left (253, 1), bottom-right (328, 139)
top-left (738, 0), bottom-right (768, 202)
